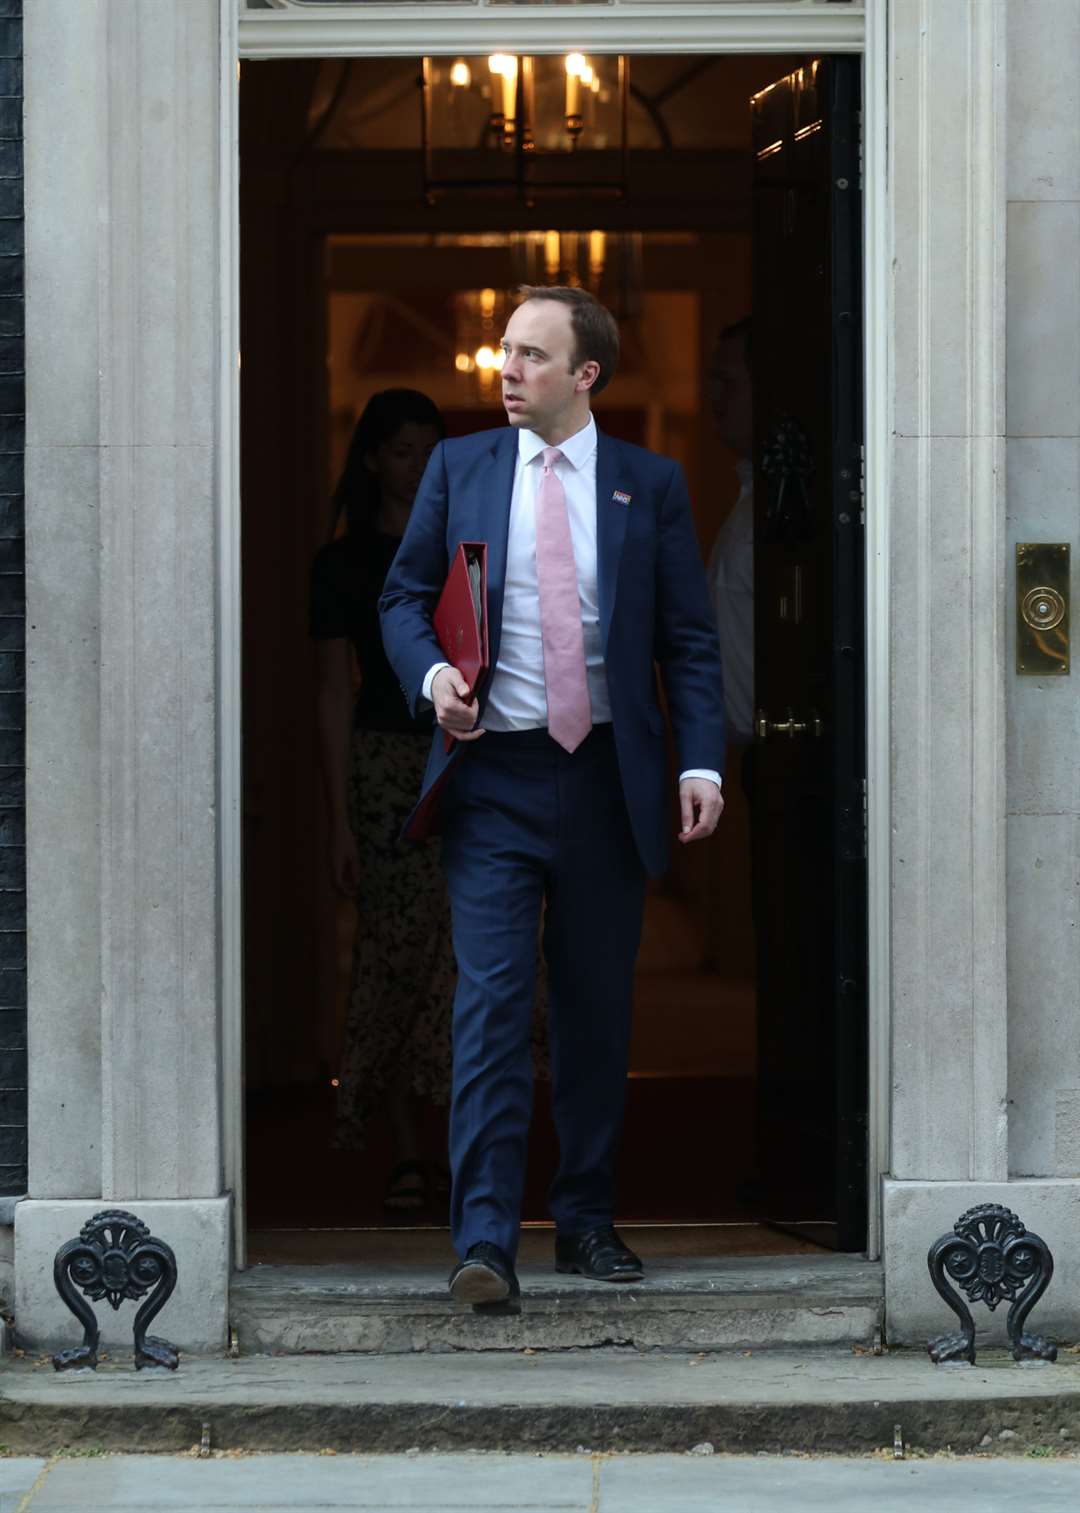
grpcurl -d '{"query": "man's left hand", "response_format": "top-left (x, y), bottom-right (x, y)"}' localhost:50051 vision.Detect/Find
top-left (677, 778), bottom-right (724, 843)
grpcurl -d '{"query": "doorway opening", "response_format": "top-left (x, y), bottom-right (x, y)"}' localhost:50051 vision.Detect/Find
top-left (238, 50), bottom-right (867, 1266)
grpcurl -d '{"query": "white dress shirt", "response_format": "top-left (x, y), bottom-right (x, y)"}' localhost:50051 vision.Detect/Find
top-left (484, 415), bottom-right (610, 730)
top-left (706, 457), bottom-right (754, 745)
top-left (423, 415), bottom-right (719, 789)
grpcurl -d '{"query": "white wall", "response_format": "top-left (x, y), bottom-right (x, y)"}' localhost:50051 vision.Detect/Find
top-left (1005, 0), bottom-right (1080, 1179)
top-left (884, 0), bottom-right (1080, 1343)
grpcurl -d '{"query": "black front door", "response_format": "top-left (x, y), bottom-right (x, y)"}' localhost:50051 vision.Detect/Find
top-left (750, 57), bottom-right (867, 1252)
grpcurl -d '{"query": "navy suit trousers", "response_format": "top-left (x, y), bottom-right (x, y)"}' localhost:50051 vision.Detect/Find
top-left (439, 724), bottom-right (648, 1262)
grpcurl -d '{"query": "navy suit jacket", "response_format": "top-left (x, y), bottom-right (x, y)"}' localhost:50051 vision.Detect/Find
top-left (378, 424), bottom-right (726, 878)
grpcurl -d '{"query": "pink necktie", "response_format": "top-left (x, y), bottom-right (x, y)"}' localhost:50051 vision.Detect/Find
top-left (535, 446), bottom-right (592, 753)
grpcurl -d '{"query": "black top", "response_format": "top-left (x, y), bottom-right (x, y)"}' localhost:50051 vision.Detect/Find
top-left (310, 527), bottom-right (433, 735)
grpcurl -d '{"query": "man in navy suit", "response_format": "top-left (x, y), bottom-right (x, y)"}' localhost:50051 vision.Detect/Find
top-left (380, 287), bottom-right (725, 1310)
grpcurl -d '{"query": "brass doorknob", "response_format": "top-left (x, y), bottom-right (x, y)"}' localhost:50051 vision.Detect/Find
top-left (754, 708), bottom-right (823, 741)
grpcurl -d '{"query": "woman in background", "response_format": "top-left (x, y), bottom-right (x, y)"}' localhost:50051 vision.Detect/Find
top-left (310, 388), bottom-right (454, 1211)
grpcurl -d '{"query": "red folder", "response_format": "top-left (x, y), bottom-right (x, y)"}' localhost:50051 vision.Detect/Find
top-left (432, 541), bottom-right (489, 753)
top-left (405, 542), bottom-right (489, 842)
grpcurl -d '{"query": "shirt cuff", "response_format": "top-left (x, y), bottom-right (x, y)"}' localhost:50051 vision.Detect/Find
top-left (421, 662), bottom-right (452, 705)
top-left (679, 768), bottom-right (722, 790)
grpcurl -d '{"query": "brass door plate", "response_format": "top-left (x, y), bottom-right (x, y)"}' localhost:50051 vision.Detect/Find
top-left (1016, 543), bottom-right (1070, 675)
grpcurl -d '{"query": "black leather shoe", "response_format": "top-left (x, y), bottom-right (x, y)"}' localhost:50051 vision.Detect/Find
top-left (448, 1242), bottom-right (521, 1312)
top-left (555, 1225), bottom-right (644, 1282)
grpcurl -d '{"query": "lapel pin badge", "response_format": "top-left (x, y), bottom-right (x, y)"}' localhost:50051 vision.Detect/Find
top-left (612, 490), bottom-right (632, 506)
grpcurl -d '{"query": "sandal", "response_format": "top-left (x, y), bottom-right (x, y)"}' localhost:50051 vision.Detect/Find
top-left (383, 1159), bottom-right (427, 1211)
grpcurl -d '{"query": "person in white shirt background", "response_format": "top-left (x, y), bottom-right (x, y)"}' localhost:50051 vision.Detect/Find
top-left (706, 317), bottom-right (755, 761)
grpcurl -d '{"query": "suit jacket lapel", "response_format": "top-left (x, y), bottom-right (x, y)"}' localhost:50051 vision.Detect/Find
top-left (595, 429), bottom-right (628, 650)
top-left (482, 426), bottom-right (518, 687)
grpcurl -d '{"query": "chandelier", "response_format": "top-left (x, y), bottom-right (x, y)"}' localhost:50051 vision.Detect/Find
top-left (510, 229), bottom-right (642, 319)
top-left (422, 53), bottom-right (629, 202)
top-left (451, 231), bottom-right (642, 396)
top-left (452, 287), bottom-right (511, 396)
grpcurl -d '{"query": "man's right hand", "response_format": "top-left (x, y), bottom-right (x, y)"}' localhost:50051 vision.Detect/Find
top-left (432, 666), bottom-right (485, 742)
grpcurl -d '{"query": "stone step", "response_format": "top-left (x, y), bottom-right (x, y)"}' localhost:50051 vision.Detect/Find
top-left (229, 1251), bottom-right (884, 1355)
top-left (1, 1347), bottom-right (1076, 1457)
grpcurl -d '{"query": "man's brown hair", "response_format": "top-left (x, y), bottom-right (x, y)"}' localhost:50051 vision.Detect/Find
top-left (517, 285), bottom-right (620, 395)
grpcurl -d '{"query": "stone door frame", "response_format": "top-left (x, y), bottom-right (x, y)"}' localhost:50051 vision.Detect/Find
top-left (19, 0), bottom-right (1012, 1352)
top-left (227, 0), bottom-right (890, 1262)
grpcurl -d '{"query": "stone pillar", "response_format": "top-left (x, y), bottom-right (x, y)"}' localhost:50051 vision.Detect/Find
top-left (883, 0), bottom-right (1015, 1338)
top-left (888, 0), bottom-right (1009, 1188)
top-left (24, 0), bottom-right (105, 1205)
top-left (18, 0), bottom-right (229, 1352)
top-left (884, 0), bottom-right (1080, 1345)
top-left (94, 0), bottom-right (221, 1206)
top-left (1003, 0), bottom-right (1080, 1183)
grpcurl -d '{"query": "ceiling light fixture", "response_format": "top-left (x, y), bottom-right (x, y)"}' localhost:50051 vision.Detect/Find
top-left (422, 52), bottom-right (628, 203)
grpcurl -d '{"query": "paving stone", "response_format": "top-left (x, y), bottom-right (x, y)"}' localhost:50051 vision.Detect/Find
top-left (599, 1454), bottom-right (1080, 1511)
top-left (28, 1453), bottom-right (592, 1509)
top-left (18, 1454), bottom-right (1080, 1512)
top-left (0, 1458), bottom-right (43, 1511)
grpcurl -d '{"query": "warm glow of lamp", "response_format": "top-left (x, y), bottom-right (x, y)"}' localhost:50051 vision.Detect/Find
top-left (589, 230), bottom-right (606, 281)
top-left (454, 351), bottom-right (473, 373)
top-left (544, 229), bottom-right (561, 280)
top-left (423, 51), bottom-right (628, 200)
top-left (475, 345), bottom-right (497, 369)
top-left (489, 53), bottom-right (518, 132)
top-left (565, 53), bottom-right (586, 120)
top-left (480, 287), bottom-right (497, 317)
top-left (502, 56), bottom-right (518, 133)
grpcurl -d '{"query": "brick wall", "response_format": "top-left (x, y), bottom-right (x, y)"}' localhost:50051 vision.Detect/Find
top-left (0, 1), bottom-right (24, 1197)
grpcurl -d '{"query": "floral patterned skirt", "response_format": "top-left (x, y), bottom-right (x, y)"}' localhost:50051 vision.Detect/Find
top-left (335, 728), bottom-right (550, 1149)
top-left (334, 727), bottom-right (456, 1149)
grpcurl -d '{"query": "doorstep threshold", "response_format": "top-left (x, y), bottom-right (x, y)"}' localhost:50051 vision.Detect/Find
top-left (229, 1251), bottom-right (884, 1355)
